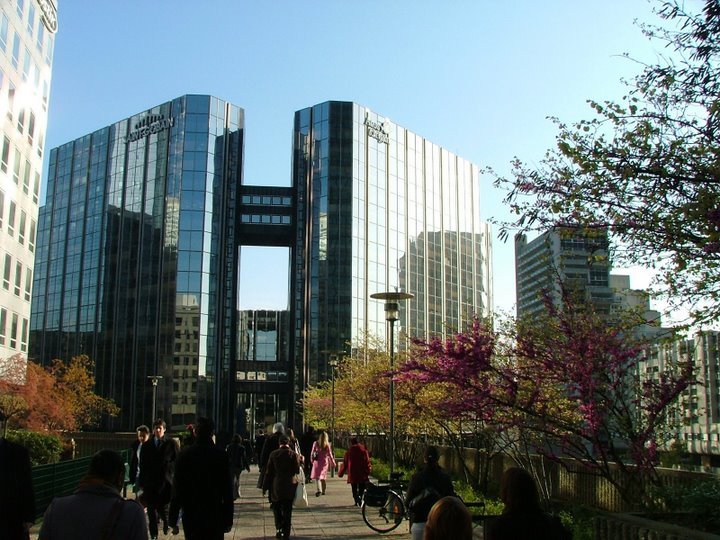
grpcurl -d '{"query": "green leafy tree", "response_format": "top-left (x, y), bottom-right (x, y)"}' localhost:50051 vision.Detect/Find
top-left (493, 0), bottom-right (720, 324)
top-left (6, 429), bottom-right (63, 465)
top-left (301, 334), bottom-right (443, 467)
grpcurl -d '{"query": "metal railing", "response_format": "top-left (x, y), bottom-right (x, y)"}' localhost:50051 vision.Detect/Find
top-left (31, 449), bottom-right (130, 520)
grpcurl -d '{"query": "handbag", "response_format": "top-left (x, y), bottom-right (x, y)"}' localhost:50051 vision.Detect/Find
top-left (293, 468), bottom-right (309, 508)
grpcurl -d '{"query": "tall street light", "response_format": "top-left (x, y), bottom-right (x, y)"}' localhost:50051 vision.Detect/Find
top-left (371, 291), bottom-right (413, 478)
top-left (329, 354), bottom-right (340, 477)
top-left (329, 354), bottom-right (339, 448)
top-left (147, 375), bottom-right (163, 421)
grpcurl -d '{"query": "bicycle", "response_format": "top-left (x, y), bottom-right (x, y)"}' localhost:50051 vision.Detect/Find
top-left (361, 472), bottom-right (408, 533)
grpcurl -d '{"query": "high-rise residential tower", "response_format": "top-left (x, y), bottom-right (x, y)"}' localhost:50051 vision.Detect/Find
top-left (0, 0), bottom-right (57, 365)
top-left (515, 226), bottom-right (613, 320)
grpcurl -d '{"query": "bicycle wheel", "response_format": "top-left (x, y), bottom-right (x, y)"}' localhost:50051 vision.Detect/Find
top-left (362, 489), bottom-right (405, 533)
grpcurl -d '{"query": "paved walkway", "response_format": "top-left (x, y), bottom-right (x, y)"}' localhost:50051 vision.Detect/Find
top-left (30, 466), bottom-right (411, 540)
top-left (31, 465), bottom-right (484, 539)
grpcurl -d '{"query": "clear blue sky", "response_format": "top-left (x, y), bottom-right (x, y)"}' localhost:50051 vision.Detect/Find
top-left (45, 1), bottom-right (665, 313)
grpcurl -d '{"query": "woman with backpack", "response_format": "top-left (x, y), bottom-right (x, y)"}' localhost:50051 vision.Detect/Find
top-left (404, 446), bottom-right (455, 540)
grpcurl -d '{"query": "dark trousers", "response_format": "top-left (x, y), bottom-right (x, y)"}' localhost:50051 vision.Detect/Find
top-left (351, 482), bottom-right (366, 505)
top-left (271, 499), bottom-right (293, 538)
top-left (147, 502), bottom-right (168, 537)
top-left (183, 524), bottom-right (224, 540)
top-left (231, 466), bottom-right (241, 500)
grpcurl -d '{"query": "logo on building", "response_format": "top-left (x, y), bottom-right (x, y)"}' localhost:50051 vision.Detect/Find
top-left (123, 114), bottom-right (175, 144)
top-left (364, 113), bottom-right (390, 144)
top-left (38, 0), bottom-right (58, 33)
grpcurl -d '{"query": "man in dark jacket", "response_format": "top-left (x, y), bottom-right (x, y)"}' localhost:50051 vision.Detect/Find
top-left (136, 419), bottom-right (179, 539)
top-left (259, 422), bottom-right (284, 472)
top-left (0, 414), bottom-right (35, 540)
top-left (262, 435), bottom-right (300, 540)
top-left (226, 434), bottom-right (250, 500)
top-left (129, 425), bottom-right (150, 490)
top-left (298, 426), bottom-right (315, 476)
top-left (259, 422), bottom-right (284, 497)
top-left (170, 417), bottom-right (233, 540)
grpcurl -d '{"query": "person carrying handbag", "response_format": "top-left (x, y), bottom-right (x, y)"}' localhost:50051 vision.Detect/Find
top-left (309, 431), bottom-right (336, 497)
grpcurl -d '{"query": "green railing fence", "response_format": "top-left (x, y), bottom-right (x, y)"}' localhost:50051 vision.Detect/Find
top-left (31, 449), bottom-right (130, 520)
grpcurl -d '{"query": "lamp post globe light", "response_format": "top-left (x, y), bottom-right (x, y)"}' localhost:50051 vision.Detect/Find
top-left (370, 291), bottom-right (414, 478)
top-left (147, 375), bottom-right (163, 421)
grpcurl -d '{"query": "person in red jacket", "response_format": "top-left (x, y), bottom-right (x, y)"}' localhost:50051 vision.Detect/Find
top-left (338, 437), bottom-right (372, 506)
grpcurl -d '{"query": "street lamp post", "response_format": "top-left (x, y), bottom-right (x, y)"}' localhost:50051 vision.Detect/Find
top-left (329, 354), bottom-right (339, 477)
top-left (329, 354), bottom-right (339, 448)
top-left (147, 375), bottom-right (163, 421)
top-left (371, 291), bottom-right (413, 478)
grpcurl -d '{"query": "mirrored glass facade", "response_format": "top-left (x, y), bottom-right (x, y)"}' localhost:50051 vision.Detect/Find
top-left (30, 95), bottom-right (244, 431)
top-left (292, 101), bottom-right (492, 399)
top-left (30, 97), bottom-right (492, 433)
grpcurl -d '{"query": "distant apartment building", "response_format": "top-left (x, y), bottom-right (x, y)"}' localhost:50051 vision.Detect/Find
top-left (0, 0), bottom-right (56, 365)
top-left (515, 227), bottom-right (612, 320)
top-left (643, 331), bottom-right (720, 463)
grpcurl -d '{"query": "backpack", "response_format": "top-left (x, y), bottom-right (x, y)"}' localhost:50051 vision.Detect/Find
top-left (407, 486), bottom-right (441, 521)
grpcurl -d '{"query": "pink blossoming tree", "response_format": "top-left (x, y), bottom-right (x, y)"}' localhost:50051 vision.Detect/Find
top-left (396, 291), bottom-right (693, 507)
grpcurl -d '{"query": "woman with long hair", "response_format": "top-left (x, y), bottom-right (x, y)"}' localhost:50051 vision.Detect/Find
top-left (485, 467), bottom-right (572, 540)
top-left (309, 431), bottom-right (336, 496)
top-left (423, 496), bottom-right (472, 540)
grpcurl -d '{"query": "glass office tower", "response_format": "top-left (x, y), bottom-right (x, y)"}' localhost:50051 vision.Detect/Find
top-left (30, 95), bottom-right (244, 431)
top-left (30, 97), bottom-right (492, 433)
top-left (292, 101), bottom-right (492, 395)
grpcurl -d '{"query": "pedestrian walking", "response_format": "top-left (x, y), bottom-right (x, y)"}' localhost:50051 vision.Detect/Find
top-left (39, 449), bottom-right (148, 540)
top-left (129, 424), bottom-right (150, 502)
top-left (286, 428), bottom-right (304, 467)
top-left (136, 418), bottom-right (179, 539)
top-left (0, 412), bottom-right (35, 540)
top-left (298, 426), bottom-right (315, 477)
top-left (405, 446), bottom-right (456, 540)
top-left (169, 417), bottom-right (234, 540)
top-left (338, 437), bottom-right (372, 506)
top-left (254, 429), bottom-right (266, 464)
top-left (309, 430), bottom-right (336, 497)
top-left (226, 434), bottom-right (250, 500)
top-left (485, 467), bottom-right (571, 540)
top-left (259, 422), bottom-right (284, 492)
top-left (262, 434), bottom-right (300, 540)
top-left (243, 436), bottom-right (255, 465)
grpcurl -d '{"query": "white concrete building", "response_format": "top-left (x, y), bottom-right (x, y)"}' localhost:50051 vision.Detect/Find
top-left (0, 0), bottom-right (57, 364)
